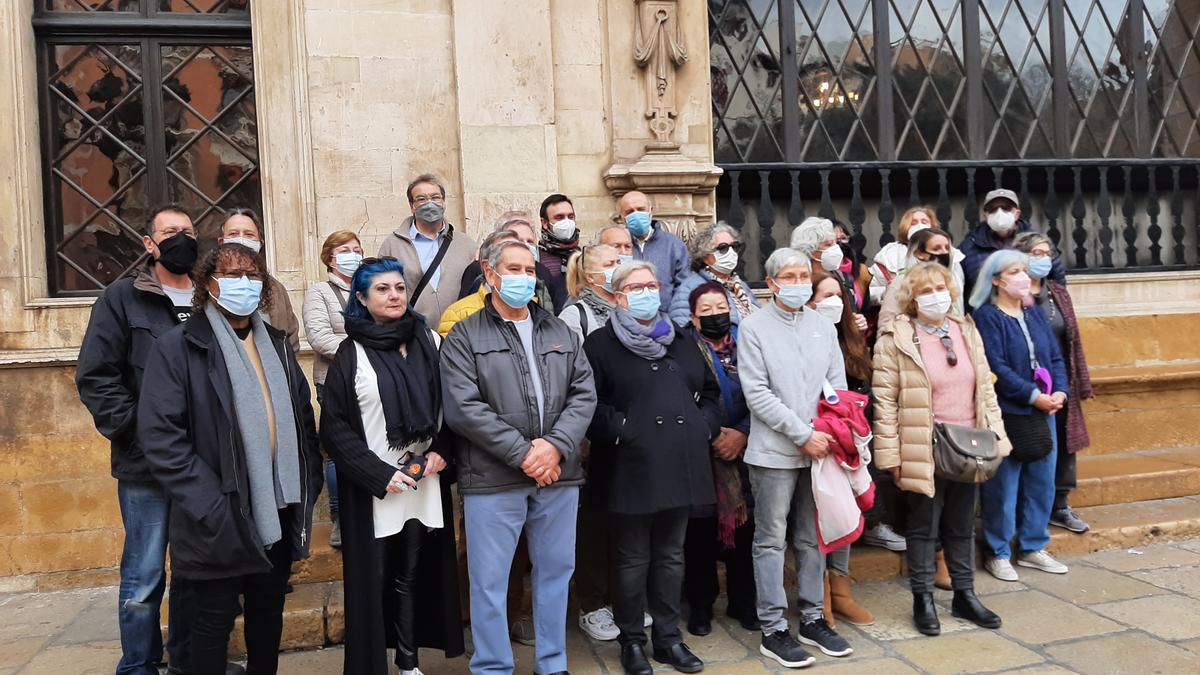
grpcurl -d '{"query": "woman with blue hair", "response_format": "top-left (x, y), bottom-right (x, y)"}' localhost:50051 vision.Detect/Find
top-left (970, 250), bottom-right (1070, 583)
top-left (320, 257), bottom-right (464, 674)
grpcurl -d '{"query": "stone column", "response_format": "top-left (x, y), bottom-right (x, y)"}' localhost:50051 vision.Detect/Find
top-left (603, 0), bottom-right (722, 240)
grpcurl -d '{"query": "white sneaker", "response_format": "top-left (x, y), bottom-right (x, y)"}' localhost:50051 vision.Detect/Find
top-left (578, 607), bottom-right (620, 641)
top-left (1017, 549), bottom-right (1069, 574)
top-left (400, 669), bottom-right (424, 675)
top-left (984, 556), bottom-right (1019, 582)
top-left (644, 612), bottom-right (653, 628)
top-left (861, 523), bottom-right (907, 551)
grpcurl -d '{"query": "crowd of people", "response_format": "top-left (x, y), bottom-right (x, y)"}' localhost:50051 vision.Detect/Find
top-left (75, 175), bottom-right (1094, 675)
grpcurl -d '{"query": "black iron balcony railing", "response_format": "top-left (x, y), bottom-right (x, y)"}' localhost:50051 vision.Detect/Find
top-left (715, 159), bottom-right (1200, 282)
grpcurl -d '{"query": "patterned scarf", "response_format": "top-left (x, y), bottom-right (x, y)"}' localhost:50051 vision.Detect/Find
top-left (718, 273), bottom-right (755, 319)
top-left (578, 287), bottom-right (615, 325)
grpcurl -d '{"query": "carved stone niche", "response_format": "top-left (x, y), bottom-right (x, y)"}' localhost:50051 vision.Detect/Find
top-left (604, 0), bottom-right (722, 242)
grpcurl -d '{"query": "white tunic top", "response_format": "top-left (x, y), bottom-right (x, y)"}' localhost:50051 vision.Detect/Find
top-left (354, 338), bottom-right (444, 538)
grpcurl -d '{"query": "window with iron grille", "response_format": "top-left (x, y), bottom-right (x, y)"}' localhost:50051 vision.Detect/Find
top-left (709, 0), bottom-right (1200, 164)
top-left (34, 0), bottom-right (259, 296)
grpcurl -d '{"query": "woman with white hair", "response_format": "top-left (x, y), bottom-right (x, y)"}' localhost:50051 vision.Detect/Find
top-left (970, 250), bottom-right (1070, 583)
top-left (791, 218), bottom-right (868, 333)
top-left (668, 222), bottom-right (759, 326)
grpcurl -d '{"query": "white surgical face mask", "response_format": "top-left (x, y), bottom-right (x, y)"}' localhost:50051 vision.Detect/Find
top-left (814, 295), bottom-right (844, 323)
top-left (987, 209), bottom-right (1017, 233)
top-left (551, 218), bottom-right (576, 241)
top-left (908, 223), bottom-right (932, 237)
top-left (711, 247), bottom-right (739, 274)
top-left (225, 236), bottom-right (261, 254)
top-left (819, 244), bottom-right (844, 271)
top-left (917, 290), bottom-right (953, 321)
top-left (334, 251), bottom-right (362, 277)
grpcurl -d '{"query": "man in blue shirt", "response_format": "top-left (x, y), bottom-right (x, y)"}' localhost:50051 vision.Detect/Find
top-left (617, 190), bottom-right (690, 310)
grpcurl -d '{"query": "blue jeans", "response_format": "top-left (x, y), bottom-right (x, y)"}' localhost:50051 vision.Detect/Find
top-left (116, 480), bottom-right (189, 675)
top-left (464, 486), bottom-right (579, 675)
top-left (981, 414), bottom-right (1058, 558)
top-left (315, 384), bottom-right (339, 517)
top-left (749, 466), bottom-right (825, 632)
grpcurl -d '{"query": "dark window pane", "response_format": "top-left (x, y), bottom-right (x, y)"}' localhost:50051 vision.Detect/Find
top-left (45, 43), bottom-right (148, 292)
top-left (45, 0), bottom-right (140, 11)
top-left (795, 0), bottom-right (879, 161)
top-left (980, 0), bottom-right (1056, 158)
top-left (156, 0), bottom-right (249, 14)
top-left (1145, 0), bottom-right (1200, 158)
top-left (891, 0), bottom-right (969, 160)
top-left (1062, 0), bottom-right (1138, 157)
top-left (162, 44), bottom-right (260, 242)
top-left (710, 0), bottom-right (786, 162)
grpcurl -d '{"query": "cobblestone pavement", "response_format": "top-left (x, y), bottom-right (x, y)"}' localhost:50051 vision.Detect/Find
top-left (7, 541), bottom-right (1200, 673)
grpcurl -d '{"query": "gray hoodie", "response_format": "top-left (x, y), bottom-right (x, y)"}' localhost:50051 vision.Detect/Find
top-left (737, 299), bottom-right (847, 470)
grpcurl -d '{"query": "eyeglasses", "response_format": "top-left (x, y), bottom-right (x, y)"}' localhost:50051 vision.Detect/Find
top-left (213, 271), bottom-right (265, 281)
top-left (713, 241), bottom-right (745, 255)
top-left (621, 282), bottom-right (662, 294)
top-left (360, 256), bottom-right (399, 266)
top-left (939, 334), bottom-right (958, 367)
top-left (411, 194), bottom-right (445, 206)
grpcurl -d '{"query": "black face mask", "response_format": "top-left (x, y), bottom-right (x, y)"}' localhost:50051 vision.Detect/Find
top-left (698, 312), bottom-right (732, 340)
top-left (839, 242), bottom-right (856, 265)
top-left (932, 253), bottom-right (951, 268)
top-left (155, 232), bottom-right (198, 275)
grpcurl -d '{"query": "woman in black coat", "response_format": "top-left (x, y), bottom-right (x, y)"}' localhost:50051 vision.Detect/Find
top-left (584, 260), bottom-right (722, 675)
top-left (319, 258), bottom-right (463, 675)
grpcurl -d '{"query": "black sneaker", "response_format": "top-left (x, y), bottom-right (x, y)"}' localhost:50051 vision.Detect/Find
top-left (759, 630), bottom-right (815, 669)
top-left (797, 618), bottom-right (853, 657)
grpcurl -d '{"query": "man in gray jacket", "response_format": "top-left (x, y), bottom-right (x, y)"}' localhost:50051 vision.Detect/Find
top-left (378, 173), bottom-right (479, 325)
top-left (738, 247), bottom-right (852, 668)
top-left (441, 239), bottom-right (597, 675)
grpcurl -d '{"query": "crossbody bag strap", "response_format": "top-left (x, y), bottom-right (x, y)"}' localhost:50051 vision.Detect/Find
top-left (327, 281), bottom-right (348, 311)
top-left (409, 227), bottom-right (455, 306)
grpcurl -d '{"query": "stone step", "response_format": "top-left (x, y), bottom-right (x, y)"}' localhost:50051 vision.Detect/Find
top-left (1072, 447), bottom-right (1200, 507)
top-left (289, 521), bottom-right (342, 585)
top-left (1083, 361), bottom-right (1200, 456)
top-left (846, 495), bottom-right (1200, 581)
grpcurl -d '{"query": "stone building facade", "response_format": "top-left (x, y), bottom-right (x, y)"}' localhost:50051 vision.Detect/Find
top-left (0, 0), bottom-right (1197, 589)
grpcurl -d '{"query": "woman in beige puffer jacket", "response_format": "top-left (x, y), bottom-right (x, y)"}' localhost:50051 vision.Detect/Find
top-left (871, 261), bottom-right (1009, 637)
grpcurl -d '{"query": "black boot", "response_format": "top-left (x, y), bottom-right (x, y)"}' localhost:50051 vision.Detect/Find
top-left (687, 606), bottom-right (712, 636)
top-left (952, 590), bottom-right (1002, 629)
top-left (912, 592), bottom-right (940, 636)
top-left (620, 643), bottom-right (653, 675)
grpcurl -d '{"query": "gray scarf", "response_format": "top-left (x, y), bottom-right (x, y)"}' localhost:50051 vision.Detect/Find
top-left (611, 307), bottom-right (675, 360)
top-left (578, 287), bottom-right (615, 324)
top-left (204, 303), bottom-right (301, 548)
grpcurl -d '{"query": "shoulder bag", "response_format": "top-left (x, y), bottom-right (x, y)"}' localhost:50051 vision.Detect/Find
top-left (932, 422), bottom-right (1002, 483)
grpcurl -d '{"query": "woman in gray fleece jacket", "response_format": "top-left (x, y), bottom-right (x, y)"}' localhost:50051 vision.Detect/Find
top-left (736, 247), bottom-right (852, 668)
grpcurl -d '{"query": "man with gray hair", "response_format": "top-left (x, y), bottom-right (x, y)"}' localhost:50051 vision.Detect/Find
top-left (457, 209), bottom-right (567, 312)
top-left (597, 224), bottom-right (634, 262)
top-left (738, 247), bottom-right (853, 667)
top-left (378, 173), bottom-right (479, 324)
top-left (441, 238), bottom-right (596, 674)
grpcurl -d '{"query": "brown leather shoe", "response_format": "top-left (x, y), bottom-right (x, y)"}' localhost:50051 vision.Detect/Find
top-left (830, 571), bottom-right (875, 626)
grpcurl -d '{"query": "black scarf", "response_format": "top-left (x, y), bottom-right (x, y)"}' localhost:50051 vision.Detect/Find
top-left (539, 227), bottom-right (580, 260)
top-left (344, 313), bottom-right (440, 452)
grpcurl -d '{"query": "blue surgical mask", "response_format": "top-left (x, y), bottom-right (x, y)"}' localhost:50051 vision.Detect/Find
top-left (625, 211), bottom-right (652, 238)
top-left (625, 288), bottom-right (661, 320)
top-left (775, 283), bottom-right (812, 310)
top-left (1028, 256), bottom-right (1053, 279)
top-left (618, 254), bottom-right (633, 265)
top-left (526, 243), bottom-right (541, 262)
top-left (334, 251), bottom-right (362, 277)
top-left (211, 275), bottom-right (263, 317)
top-left (497, 274), bottom-right (536, 308)
top-left (224, 236), bottom-right (261, 254)
top-left (602, 267), bottom-right (616, 292)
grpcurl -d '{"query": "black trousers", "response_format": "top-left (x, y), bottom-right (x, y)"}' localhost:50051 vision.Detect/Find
top-left (190, 535), bottom-right (292, 675)
top-left (574, 485), bottom-right (611, 613)
top-left (382, 520), bottom-right (424, 670)
top-left (905, 478), bottom-right (977, 594)
top-left (1053, 410), bottom-right (1077, 510)
top-left (865, 463), bottom-right (904, 529)
top-left (682, 516), bottom-right (756, 621)
top-left (610, 507), bottom-right (688, 649)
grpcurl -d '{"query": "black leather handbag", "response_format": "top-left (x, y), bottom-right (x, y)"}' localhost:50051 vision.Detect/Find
top-left (932, 422), bottom-right (1002, 483)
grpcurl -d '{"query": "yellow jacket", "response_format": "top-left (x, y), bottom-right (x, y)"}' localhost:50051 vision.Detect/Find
top-left (437, 286), bottom-right (489, 337)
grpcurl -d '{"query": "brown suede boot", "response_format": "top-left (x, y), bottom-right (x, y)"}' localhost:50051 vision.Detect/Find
top-left (830, 571), bottom-right (875, 626)
top-left (935, 550), bottom-right (953, 591)
top-left (822, 572), bottom-right (836, 627)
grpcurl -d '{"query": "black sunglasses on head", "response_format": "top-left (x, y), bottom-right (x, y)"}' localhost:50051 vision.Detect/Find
top-left (360, 256), bottom-right (399, 266)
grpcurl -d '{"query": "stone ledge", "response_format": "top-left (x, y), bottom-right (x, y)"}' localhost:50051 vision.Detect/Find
top-left (1089, 360), bottom-right (1200, 394)
top-left (1073, 448), bottom-right (1200, 508)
